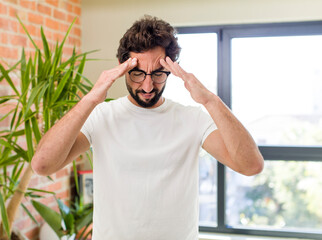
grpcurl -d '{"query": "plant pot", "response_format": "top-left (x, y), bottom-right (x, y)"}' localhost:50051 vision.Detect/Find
top-left (39, 223), bottom-right (59, 240)
top-left (0, 228), bottom-right (27, 240)
top-left (76, 223), bottom-right (92, 240)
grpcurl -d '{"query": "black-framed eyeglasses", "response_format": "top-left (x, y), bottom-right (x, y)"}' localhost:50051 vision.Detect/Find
top-left (128, 69), bottom-right (171, 84)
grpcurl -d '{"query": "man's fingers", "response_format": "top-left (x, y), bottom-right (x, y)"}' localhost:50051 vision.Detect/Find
top-left (173, 61), bottom-right (188, 78)
top-left (161, 57), bottom-right (187, 80)
top-left (117, 58), bottom-right (137, 77)
top-left (160, 57), bottom-right (176, 75)
top-left (165, 57), bottom-right (181, 76)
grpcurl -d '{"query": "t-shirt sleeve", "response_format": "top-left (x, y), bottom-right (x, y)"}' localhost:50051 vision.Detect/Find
top-left (198, 108), bottom-right (217, 145)
top-left (80, 106), bottom-right (98, 145)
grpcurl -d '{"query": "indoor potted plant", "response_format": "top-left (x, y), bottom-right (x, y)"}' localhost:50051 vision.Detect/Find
top-left (32, 196), bottom-right (93, 240)
top-left (0, 17), bottom-right (95, 239)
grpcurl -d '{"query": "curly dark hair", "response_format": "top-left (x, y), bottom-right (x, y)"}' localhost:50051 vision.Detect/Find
top-left (117, 15), bottom-right (181, 63)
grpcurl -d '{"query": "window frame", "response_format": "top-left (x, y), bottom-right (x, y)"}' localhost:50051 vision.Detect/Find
top-left (176, 21), bottom-right (322, 239)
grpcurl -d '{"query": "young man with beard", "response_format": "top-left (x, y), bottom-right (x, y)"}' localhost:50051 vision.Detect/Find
top-left (32, 16), bottom-right (264, 239)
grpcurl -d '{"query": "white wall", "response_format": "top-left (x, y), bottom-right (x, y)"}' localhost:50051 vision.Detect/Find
top-left (82, 0), bottom-right (322, 99)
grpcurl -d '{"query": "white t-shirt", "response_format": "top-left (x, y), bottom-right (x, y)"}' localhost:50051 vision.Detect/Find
top-left (81, 96), bottom-right (217, 240)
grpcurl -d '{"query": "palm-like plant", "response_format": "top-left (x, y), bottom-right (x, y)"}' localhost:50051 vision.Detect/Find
top-left (32, 196), bottom-right (93, 240)
top-left (0, 17), bottom-right (94, 239)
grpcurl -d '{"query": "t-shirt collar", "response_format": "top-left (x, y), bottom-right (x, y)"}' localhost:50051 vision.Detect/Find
top-left (122, 95), bottom-right (169, 113)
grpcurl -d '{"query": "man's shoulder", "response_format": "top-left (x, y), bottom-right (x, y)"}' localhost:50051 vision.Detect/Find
top-left (95, 97), bottom-right (124, 109)
top-left (89, 97), bottom-right (125, 118)
top-left (166, 99), bottom-right (202, 113)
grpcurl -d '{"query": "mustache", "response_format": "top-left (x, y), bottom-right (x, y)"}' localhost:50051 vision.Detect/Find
top-left (136, 89), bottom-right (158, 94)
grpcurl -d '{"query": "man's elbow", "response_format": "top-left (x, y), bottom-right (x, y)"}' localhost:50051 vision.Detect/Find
top-left (31, 155), bottom-right (51, 176)
top-left (243, 156), bottom-right (264, 176)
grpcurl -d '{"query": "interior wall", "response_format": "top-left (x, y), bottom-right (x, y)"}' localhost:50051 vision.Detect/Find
top-left (82, 0), bottom-right (322, 99)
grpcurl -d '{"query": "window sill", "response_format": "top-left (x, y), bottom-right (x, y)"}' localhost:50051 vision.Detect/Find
top-left (199, 232), bottom-right (310, 240)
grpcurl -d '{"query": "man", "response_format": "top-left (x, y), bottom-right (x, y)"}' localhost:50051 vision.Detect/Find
top-left (32, 16), bottom-right (264, 239)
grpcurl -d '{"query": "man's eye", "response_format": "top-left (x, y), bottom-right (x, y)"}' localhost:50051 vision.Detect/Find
top-left (132, 71), bottom-right (144, 76)
top-left (153, 72), bottom-right (163, 77)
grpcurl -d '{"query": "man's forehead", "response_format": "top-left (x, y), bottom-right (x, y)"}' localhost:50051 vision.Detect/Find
top-left (131, 66), bottom-right (165, 72)
top-left (129, 48), bottom-right (166, 71)
top-left (129, 46), bottom-right (166, 58)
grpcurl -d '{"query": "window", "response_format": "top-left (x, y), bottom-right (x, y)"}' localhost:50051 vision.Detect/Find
top-left (163, 33), bottom-right (218, 227)
top-left (232, 35), bottom-right (322, 146)
top-left (164, 22), bottom-right (322, 239)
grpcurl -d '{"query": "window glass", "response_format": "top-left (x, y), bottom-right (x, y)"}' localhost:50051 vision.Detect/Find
top-left (231, 36), bottom-right (322, 146)
top-left (199, 150), bottom-right (217, 227)
top-left (226, 161), bottom-right (322, 233)
top-left (163, 33), bottom-right (217, 107)
top-left (163, 33), bottom-right (218, 227)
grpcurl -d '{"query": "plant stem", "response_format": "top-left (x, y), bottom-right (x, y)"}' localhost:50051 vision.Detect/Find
top-left (0, 164), bottom-right (33, 238)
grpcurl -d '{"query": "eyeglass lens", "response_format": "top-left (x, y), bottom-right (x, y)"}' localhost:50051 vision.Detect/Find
top-left (129, 70), bottom-right (169, 83)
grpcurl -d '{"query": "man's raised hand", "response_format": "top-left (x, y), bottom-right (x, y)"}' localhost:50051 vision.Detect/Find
top-left (87, 58), bottom-right (137, 105)
top-left (160, 57), bottom-right (213, 106)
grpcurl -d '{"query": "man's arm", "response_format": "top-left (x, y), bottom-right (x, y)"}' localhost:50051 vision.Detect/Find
top-left (202, 97), bottom-right (264, 176)
top-left (32, 58), bottom-right (138, 176)
top-left (160, 57), bottom-right (264, 176)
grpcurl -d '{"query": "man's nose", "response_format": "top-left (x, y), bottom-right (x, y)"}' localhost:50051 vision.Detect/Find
top-left (141, 75), bottom-right (154, 93)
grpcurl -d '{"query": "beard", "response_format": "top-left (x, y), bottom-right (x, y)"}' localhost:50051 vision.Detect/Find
top-left (126, 81), bottom-right (166, 108)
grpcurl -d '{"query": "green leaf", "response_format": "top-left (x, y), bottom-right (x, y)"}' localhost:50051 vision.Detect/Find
top-left (11, 161), bottom-right (19, 179)
top-left (47, 175), bottom-right (54, 181)
top-left (0, 156), bottom-right (22, 167)
top-left (73, 160), bottom-right (79, 195)
top-left (27, 188), bottom-right (55, 195)
top-left (14, 111), bottom-right (23, 131)
top-left (59, 17), bottom-right (76, 53)
top-left (44, 107), bottom-right (50, 133)
top-left (75, 49), bottom-right (100, 58)
top-left (9, 141), bottom-right (29, 161)
top-left (31, 50), bottom-right (37, 87)
top-left (72, 55), bottom-right (86, 95)
top-left (31, 200), bottom-right (64, 238)
top-left (51, 68), bottom-right (73, 104)
top-left (25, 194), bottom-right (42, 198)
top-left (75, 210), bottom-right (93, 232)
top-left (0, 139), bottom-right (13, 149)
top-left (50, 42), bottom-right (61, 78)
top-left (0, 108), bottom-right (14, 122)
top-left (24, 81), bottom-right (46, 118)
top-left (0, 64), bottom-right (19, 96)
top-left (0, 129), bottom-right (25, 138)
top-left (37, 49), bottom-right (44, 80)
top-left (11, 162), bottom-right (24, 183)
top-left (57, 198), bottom-right (70, 216)
top-left (31, 116), bottom-right (41, 144)
top-left (9, 104), bottom-right (19, 130)
top-left (21, 203), bottom-right (39, 226)
top-left (22, 110), bottom-right (37, 123)
top-left (78, 74), bottom-right (93, 87)
top-left (85, 151), bottom-right (93, 170)
top-left (0, 98), bottom-right (10, 104)
top-left (41, 26), bottom-right (51, 59)
top-left (0, 141), bottom-right (10, 159)
top-left (24, 120), bottom-right (34, 161)
top-left (0, 192), bottom-right (11, 239)
top-left (36, 82), bottom-right (49, 106)
top-left (51, 100), bottom-right (78, 109)
top-left (64, 212), bottom-right (75, 234)
top-left (17, 15), bottom-right (39, 50)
